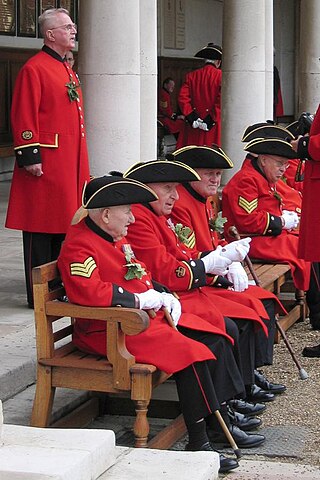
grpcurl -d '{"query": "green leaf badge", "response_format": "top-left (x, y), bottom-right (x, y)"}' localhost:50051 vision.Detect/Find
top-left (174, 223), bottom-right (192, 244)
top-left (65, 81), bottom-right (80, 102)
top-left (208, 211), bottom-right (227, 235)
top-left (273, 190), bottom-right (283, 205)
top-left (123, 251), bottom-right (146, 280)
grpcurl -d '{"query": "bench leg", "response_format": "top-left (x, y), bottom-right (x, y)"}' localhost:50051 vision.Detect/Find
top-left (133, 399), bottom-right (151, 448)
top-left (31, 365), bottom-right (55, 427)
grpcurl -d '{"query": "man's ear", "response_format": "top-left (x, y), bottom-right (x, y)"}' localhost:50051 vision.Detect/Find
top-left (46, 30), bottom-right (55, 42)
top-left (101, 208), bottom-right (109, 224)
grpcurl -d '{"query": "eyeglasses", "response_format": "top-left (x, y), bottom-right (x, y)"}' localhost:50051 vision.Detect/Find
top-left (50, 23), bottom-right (77, 32)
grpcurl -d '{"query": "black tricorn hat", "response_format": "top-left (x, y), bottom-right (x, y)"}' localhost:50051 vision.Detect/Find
top-left (195, 43), bottom-right (222, 61)
top-left (123, 160), bottom-right (200, 183)
top-left (241, 122), bottom-right (294, 142)
top-left (244, 138), bottom-right (297, 159)
top-left (82, 175), bottom-right (158, 209)
top-left (167, 145), bottom-right (233, 169)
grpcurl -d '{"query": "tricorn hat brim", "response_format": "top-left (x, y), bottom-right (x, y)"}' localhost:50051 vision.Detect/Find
top-left (167, 145), bottom-right (233, 169)
top-left (82, 175), bottom-right (158, 209)
top-left (123, 160), bottom-right (200, 184)
top-left (195, 43), bottom-right (222, 61)
top-left (244, 138), bottom-right (297, 159)
top-left (241, 123), bottom-right (294, 142)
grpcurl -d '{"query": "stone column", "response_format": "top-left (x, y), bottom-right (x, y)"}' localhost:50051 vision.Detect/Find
top-left (298, 0), bottom-right (320, 114)
top-left (0, 400), bottom-right (3, 446)
top-left (221, 0), bottom-right (274, 183)
top-left (78, 0), bottom-right (141, 175)
top-left (139, 0), bottom-right (157, 161)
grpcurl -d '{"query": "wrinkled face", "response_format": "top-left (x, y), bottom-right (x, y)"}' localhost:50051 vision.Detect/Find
top-left (102, 205), bottom-right (135, 241)
top-left (190, 168), bottom-right (222, 198)
top-left (46, 13), bottom-right (77, 55)
top-left (148, 182), bottom-right (179, 216)
top-left (259, 155), bottom-right (289, 184)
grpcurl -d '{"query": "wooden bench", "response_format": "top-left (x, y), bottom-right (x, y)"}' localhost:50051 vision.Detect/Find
top-left (244, 262), bottom-right (306, 343)
top-left (31, 260), bottom-right (186, 449)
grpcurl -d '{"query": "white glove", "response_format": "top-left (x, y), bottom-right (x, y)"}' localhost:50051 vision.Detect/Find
top-left (161, 292), bottom-right (181, 326)
top-left (135, 289), bottom-right (164, 311)
top-left (220, 238), bottom-right (252, 262)
top-left (201, 246), bottom-right (232, 275)
top-left (198, 121), bottom-right (209, 131)
top-left (281, 210), bottom-right (299, 230)
top-left (226, 262), bottom-right (249, 292)
top-left (192, 118), bottom-right (203, 129)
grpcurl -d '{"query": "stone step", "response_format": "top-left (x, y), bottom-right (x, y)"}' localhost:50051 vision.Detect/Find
top-left (223, 459), bottom-right (320, 479)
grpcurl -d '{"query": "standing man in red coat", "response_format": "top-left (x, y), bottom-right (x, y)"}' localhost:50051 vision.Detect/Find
top-left (291, 106), bottom-right (320, 357)
top-left (177, 43), bottom-right (222, 148)
top-left (6, 7), bottom-right (90, 308)
top-left (158, 77), bottom-right (185, 137)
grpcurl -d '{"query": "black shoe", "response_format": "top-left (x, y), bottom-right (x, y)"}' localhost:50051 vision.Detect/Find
top-left (228, 399), bottom-right (267, 417)
top-left (246, 384), bottom-right (275, 403)
top-left (185, 442), bottom-right (239, 473)
top-left (228, 407), bottom-right (262, 431)
top-left (302, 344), bottom-right (320, 358)
top-left (208, 424), bottom-right (265, 448)
top-left (254, 370), bottom-right (286, 394)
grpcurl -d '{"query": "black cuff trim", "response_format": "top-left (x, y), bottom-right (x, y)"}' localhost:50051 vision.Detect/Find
top-left (152, 280), bottom-right (171, 293)
top-left (186, 111), bottom-right (200, 125)
top-left (186, 258), bottom-right (207, 288)
top-left (203, 114), bottom-right (215, 130)
top-left (264, 215), bottom-right (282, 236)
top-left (297, 136), bottom-right (311, 159)
top-left (111, 284), bottom-right (136, 308)
top-left (15, 145), bottom-right (41, 167)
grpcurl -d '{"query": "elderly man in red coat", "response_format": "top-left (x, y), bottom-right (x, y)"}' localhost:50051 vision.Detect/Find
top-left (158, 77), bottom-right (185, 137)
top-left (168, 145), bottom-right (286, 397)
top-left (291, 106), bottom-right (320, 357)
top-left (177, 43), bottom-right (222, 148)
top-left (6, 7), bottom-right (90, 308)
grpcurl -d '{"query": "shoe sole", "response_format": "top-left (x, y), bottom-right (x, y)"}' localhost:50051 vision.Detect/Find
top-left (214, 438), bottom-right (265, 449)
top-left (219, 463), bottom-right (239, 474)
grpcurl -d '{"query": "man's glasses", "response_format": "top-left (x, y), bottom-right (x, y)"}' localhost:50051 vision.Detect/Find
top-left (50, 23), bottom-right (77, 32)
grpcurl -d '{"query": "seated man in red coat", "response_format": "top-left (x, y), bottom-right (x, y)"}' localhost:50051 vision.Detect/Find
top-left (222, 136), bottom-right (320, 329)
top-left (177, 43), bottom-right (222, 148)
top-left (158, 77), bottom-right (185, 138)
top-left (168, 145), bottom-right (286, 397)
top-left (58, 174), bottom-right (247, 473)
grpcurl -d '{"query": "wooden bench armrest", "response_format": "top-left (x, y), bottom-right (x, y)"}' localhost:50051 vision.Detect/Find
top-left (45, 301), bottom-right (150, 336)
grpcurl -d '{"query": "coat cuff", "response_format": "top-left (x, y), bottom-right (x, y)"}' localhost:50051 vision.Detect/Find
top-left (111, 284), bottom-right (136, 308)
top-left (297, 136), bottom-right (311, 159)
top-left (14, 144), bottom-right (41, 167)
top-left (183, 259), bottom-right (207, 289)
top-left (263, 213), bottom-right (282, 236)
top-left (186, 110), bottom-right (200, 125)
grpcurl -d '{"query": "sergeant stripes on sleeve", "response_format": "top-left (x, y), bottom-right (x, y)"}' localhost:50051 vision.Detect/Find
top-left (70, 256), bottom-right (97, 278)
top-left (238, 196), bottom-right (258, 214)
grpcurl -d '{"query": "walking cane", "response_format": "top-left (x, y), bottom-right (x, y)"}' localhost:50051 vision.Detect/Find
top-left (149, 307), bottom-right (242, 459)
top-left (228, 226), bottom-right (308, 380)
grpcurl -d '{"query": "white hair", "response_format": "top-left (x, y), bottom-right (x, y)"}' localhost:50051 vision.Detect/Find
top-left (38, 7), bottom-right (70, 36)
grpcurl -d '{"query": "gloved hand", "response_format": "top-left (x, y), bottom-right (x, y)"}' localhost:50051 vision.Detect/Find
top-left (220, 238), bottom-right (252, 262)
top-left (198, 121), bottom-right (209, 131)
top-left (281, 210), bottom-right (299, 230)
top-left (192, 118), bottom-right (203, 129)
top-left (161, 292), bottom-right (181, 326)
top-left (226, 262), bottom-right (249, 292)
top-left (135, 289), bottom-right (164, 311)
top-left (201, 246), bottom-right (232, 275)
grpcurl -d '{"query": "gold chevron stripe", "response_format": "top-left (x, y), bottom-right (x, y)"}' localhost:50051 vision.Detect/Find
top-left (185, 231), bottom-right (196, 249)
top-left (70, 256), bottom-right (97, 278)
top-left (238, 196), bottom-right (258, 214)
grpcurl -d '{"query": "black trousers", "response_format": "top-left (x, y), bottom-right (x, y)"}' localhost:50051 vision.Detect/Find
top-left (254, 298), bottom-right (276, 367)
top-left (306, 262), bottom-right (320, 315)
top-left (178, 323), bottom-right (245, 406)
top-left (22, 231), bottom-right (65, 307)
top-left (227, 317), bottom-right (255, 387)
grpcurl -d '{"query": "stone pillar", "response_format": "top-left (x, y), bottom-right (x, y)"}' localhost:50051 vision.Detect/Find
top-left (221, 0), bottom-right (274, 183)
top-left (298, 0), bottom-right (320, 114)
top-left (78, 0), bottom-right (141, 175)
top-left (0, 400), bottom-right (3, 446)
top-left (139, 0), bottom-right (157, 161)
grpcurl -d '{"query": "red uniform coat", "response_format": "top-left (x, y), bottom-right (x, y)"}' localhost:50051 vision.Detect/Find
top-left (6, 47), bottom-right (90, 234)
top-left (298, 104), bottom-right (320, 260)
top-left (57, 218), bottom-right (221, 374)
top-left (177, 64), bottom-right (221, 147)
top-left (283, 159), bottom-right (304, 193)
top-left (126, 204), bottom-right (268, 335)
top-left (158, 88), bottom-right (184, 135)
top-left (171, 184), bottom-right (286, 317)
top-left (222, 159), bottom-right (311, 290)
